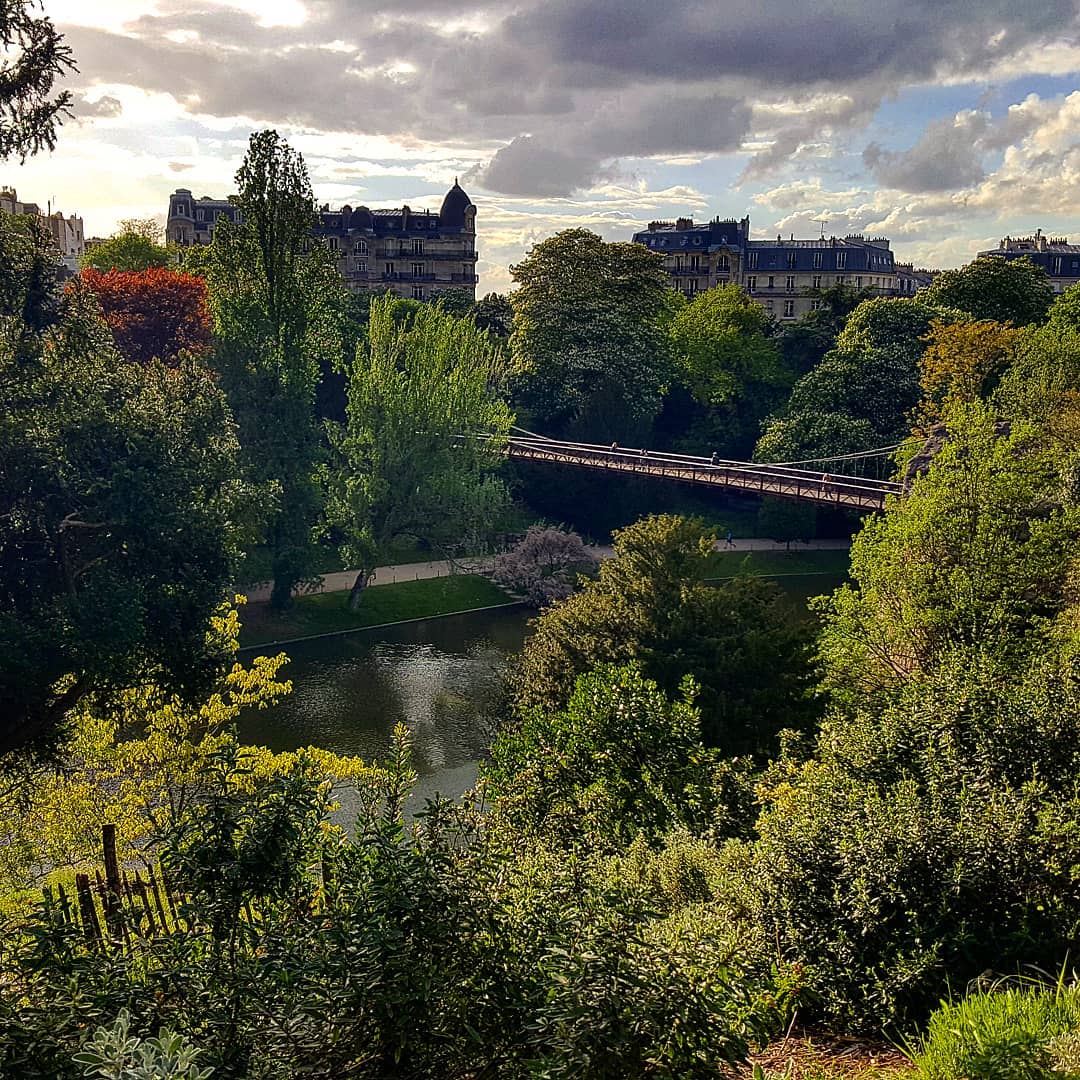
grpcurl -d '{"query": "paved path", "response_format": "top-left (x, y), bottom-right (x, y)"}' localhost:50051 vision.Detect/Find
top-left (243, 538), bottom-right (851, 604)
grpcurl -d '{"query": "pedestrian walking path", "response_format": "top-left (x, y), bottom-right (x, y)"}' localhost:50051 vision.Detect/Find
top-left (242, 537), bottom-right (851, 604)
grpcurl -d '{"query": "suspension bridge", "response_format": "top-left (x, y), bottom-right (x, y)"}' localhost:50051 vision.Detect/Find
top-left (490, 430), bottom-right (903, 512)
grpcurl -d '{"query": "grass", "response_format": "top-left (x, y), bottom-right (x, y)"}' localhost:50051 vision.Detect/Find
top-left (907, 979), bottom-right (1080, 1080)
top-left (705, 547), bottom-right (852, 579)
top-left (239, 574), bottom-right (515, 647)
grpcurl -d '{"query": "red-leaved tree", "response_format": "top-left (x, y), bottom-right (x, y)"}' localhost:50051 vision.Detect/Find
top-left (78, 266), bottom-right (212, 365)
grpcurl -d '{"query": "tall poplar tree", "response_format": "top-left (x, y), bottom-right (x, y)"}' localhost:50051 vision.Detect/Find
top-left (190, 130), bottom-right (344, 608)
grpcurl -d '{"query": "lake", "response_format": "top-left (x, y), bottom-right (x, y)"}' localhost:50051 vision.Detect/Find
top-left (236, 573), bottom-right (844, 805)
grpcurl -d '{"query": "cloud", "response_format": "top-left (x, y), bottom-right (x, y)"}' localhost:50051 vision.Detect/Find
top-left (469, 136), bottom-right (613, 197)
top-left (57, 0), bottom-right (1080, 191)
top-left (73, 92), bottom-right (123, 119)
top-left (168, 160), bottom-right (194, 172)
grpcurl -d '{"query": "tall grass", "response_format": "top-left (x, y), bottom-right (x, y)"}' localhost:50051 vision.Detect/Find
top-left (910, 975), bottom-right (1080, 1080)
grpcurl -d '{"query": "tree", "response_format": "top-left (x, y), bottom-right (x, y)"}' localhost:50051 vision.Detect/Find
top-left (491, 525), bottom-right (597, 606)
top-left (470, 291), bottom-right (513, 338)
top-left (923, 255), bottom-right (1054, 327)
top-left (326, 293), bottom-right (513, 610)
top-left (428, 287), bottom-right (473, 318)
top-left (78, 266), bottom-right (212, 365)
top-left (486, 664), bottom-right (727, 850)
top-left (509, 229), bottom-right (672, 441)
top-left (779, 282), bottom-right (876, 374)
top-left (81, 221), bottom-right (172, 273)
top-left (0, 280), bottom-right (248, 755)
top-left (918, 318), bottom-right (1020, 419)
top-left (756, 296), bottom-right (957, 465)
top-left (0, 208), bottom-right (61, 337)
top-left (513, 514), bottom-right (816, 755)
top-left (0, 0), bottom-right (75, 162)
top-left (818, 400), bottom-right (1080, 702)
top-left (756, 496), bottom-right (816, 549)
top-left (188, 130), bottom-right (344, 609)
top-left (665, 283), bottom-right (792, 456)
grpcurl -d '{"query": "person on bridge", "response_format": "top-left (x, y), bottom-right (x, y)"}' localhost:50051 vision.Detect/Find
top-left (822, 473), bottom-right (831, 486)
top-left (611, 442), bottom-right (618, 453)
top-left (710, 450), bottom-right (719, 466)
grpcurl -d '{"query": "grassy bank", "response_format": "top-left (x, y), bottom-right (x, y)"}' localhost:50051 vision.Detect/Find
top-left (705, 546), bottom-right (851, 579)
top-left (240, 574), bottom-right (515, 648)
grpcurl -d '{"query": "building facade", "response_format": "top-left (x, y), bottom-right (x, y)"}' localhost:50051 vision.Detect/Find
top-left (0, 187), bottom-right (85, 275)
top-left (978, 230), bottom-right (1080, 294)
top-left (632, 216), bottom-right (901, 321)
top-left (167, 180), bottom-right (479, 301)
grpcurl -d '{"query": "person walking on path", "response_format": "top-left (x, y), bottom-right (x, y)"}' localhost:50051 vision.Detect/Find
top-left (726, 529), bottom-right (735, 548)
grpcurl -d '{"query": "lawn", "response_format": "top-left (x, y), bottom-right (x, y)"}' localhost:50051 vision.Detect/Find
top-left (239, 574), bottom-right (515, 647)
top-left (705, 547), bottom-right (852, 579)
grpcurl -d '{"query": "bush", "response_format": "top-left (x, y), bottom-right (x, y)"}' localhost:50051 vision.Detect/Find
top-left (911, 980), bottom-right (1080, 1080)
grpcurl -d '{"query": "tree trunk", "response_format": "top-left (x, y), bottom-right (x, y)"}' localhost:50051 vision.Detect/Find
top-left (270, 575), bottom-right (294, 610)
top-left (348, 569), bottom-right (374, 611)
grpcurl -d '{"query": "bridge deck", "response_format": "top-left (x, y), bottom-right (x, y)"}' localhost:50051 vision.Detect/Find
top-left (503, 437), bottom-right (899, 511)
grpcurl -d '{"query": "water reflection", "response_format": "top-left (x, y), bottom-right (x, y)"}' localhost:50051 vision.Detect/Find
top-left (236, 606), bottom-right (531, 805)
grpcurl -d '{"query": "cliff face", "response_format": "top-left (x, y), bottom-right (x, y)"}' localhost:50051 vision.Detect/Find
top-left (903, 420), bottom-right (1013, 490)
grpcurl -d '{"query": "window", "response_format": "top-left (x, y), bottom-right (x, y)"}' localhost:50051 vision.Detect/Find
top-left (717, 254), bottom-right (729, 271)
top-left (748, 252), bottom-right (758, 269)
top-left (856, 276), bottom-right (862, 287)
top-left (812, 251), bottom-right (823, 269)
top-left (413, 238), bottom-right (424, 255)
top-left (746, 275), bottom-right (757, 292)
top-left (413, 286), bottom-right (424, 299)
top-left (689, 255), bottom-right (699, 271)
top-left (385, 262), bottom-right (394, 276)
top-left (836, 275), bottom-right (845, 285)
top-left (767, 275), bottom-right (774, 289)
top-left (354, 240), bottom-right (367, 255)
top-left (174, 229), bottom-right (184, 244)
top-left (196, 209), bottom-right (205, 222)
top-left (412, 262), bottom-right (424, 277)
top-left (836, 251), bottom-right (847, 269)
top-left (812, 274), bottom-right (822, 289)
top-left (783, 300), bottom-right (795, 318)
top-left (327, 236), bottom-right (340, 251)
top-left (785, 276), bottom-right (796, 293)
top-left (1053, 256), bottom-right (1063, 274)
top-left (787, 252), bottom-right (797, 268)
top-left (765, 299), bottom-right (774, 312)
top-left (810, 300), bottom-right (822, 311)
top-left (355, 259), bottom-right (367, 273)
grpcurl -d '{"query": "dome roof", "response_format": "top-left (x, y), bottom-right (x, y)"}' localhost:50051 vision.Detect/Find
top-left (439, 179), bottom-right (473, 228)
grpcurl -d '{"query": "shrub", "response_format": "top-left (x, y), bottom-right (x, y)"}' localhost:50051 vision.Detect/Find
top-left (492, 524), bottom-right (597, 606)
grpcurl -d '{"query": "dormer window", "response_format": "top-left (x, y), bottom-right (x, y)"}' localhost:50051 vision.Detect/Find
top-left (354, 240), bottom-right (368, 255)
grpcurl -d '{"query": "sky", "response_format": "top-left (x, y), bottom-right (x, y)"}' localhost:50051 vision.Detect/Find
top-left (10, 0), bottom-right (1080, 293)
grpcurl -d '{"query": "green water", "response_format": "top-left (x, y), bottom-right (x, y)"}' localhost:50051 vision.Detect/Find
top-left (236, 574), bottom-right (843, 805)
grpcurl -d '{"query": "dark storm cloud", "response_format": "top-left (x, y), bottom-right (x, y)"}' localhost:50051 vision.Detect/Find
top-left (59, 0), bottom-right (1080, 195)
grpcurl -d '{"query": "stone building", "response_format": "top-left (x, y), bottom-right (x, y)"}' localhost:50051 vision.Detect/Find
top-left (979, 229), bottom-right (1080, 293)
top-left (0, 187), bottom-right (85, 274)
top-left (166, 190), bottom-right (242, 246)
top-left (896, 263), bottom-right (935, 296)
top-left (166, 180), bottom-right (479, 301)
top-left (632, 216), bottom-right (900, 321)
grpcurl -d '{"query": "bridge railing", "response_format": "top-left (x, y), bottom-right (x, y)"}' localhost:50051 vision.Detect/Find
top-left (502, 436), bottom-right (902, 496)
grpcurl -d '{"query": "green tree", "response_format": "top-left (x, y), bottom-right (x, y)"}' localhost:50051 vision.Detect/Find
top-left (470, 290), bottom-right (513, 338)
top-left (756, 296), bottom-right (957, 464)
top-left (509, 228), bottom-right (672, 441)
top-left (427, 287), bottom-right (473, 318)
top-left (924, 255), bottom-right (1054, 326)
top-left (513, 514), bottom-right (816, 755)
top-left (486, 664), bottom-right (730, 850)
top-left (779, 282), bottom-right (876, 374)
top-left (189, 130), bottom-right (344, 609)
top-left (818, 400), bottom-right (1080, 702)
top-left (664, 283), bottom-right (792, 455)
top-left (0, 281), bottom-right (248, 755)
top-left (326, 293), bottom-right (512, 609)
top-left (0, 0), bottom-right (75, 162)
top-left (81, 219), bottom-right (171, 273)
top-left (0, 208), bottom-right (62, 337)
